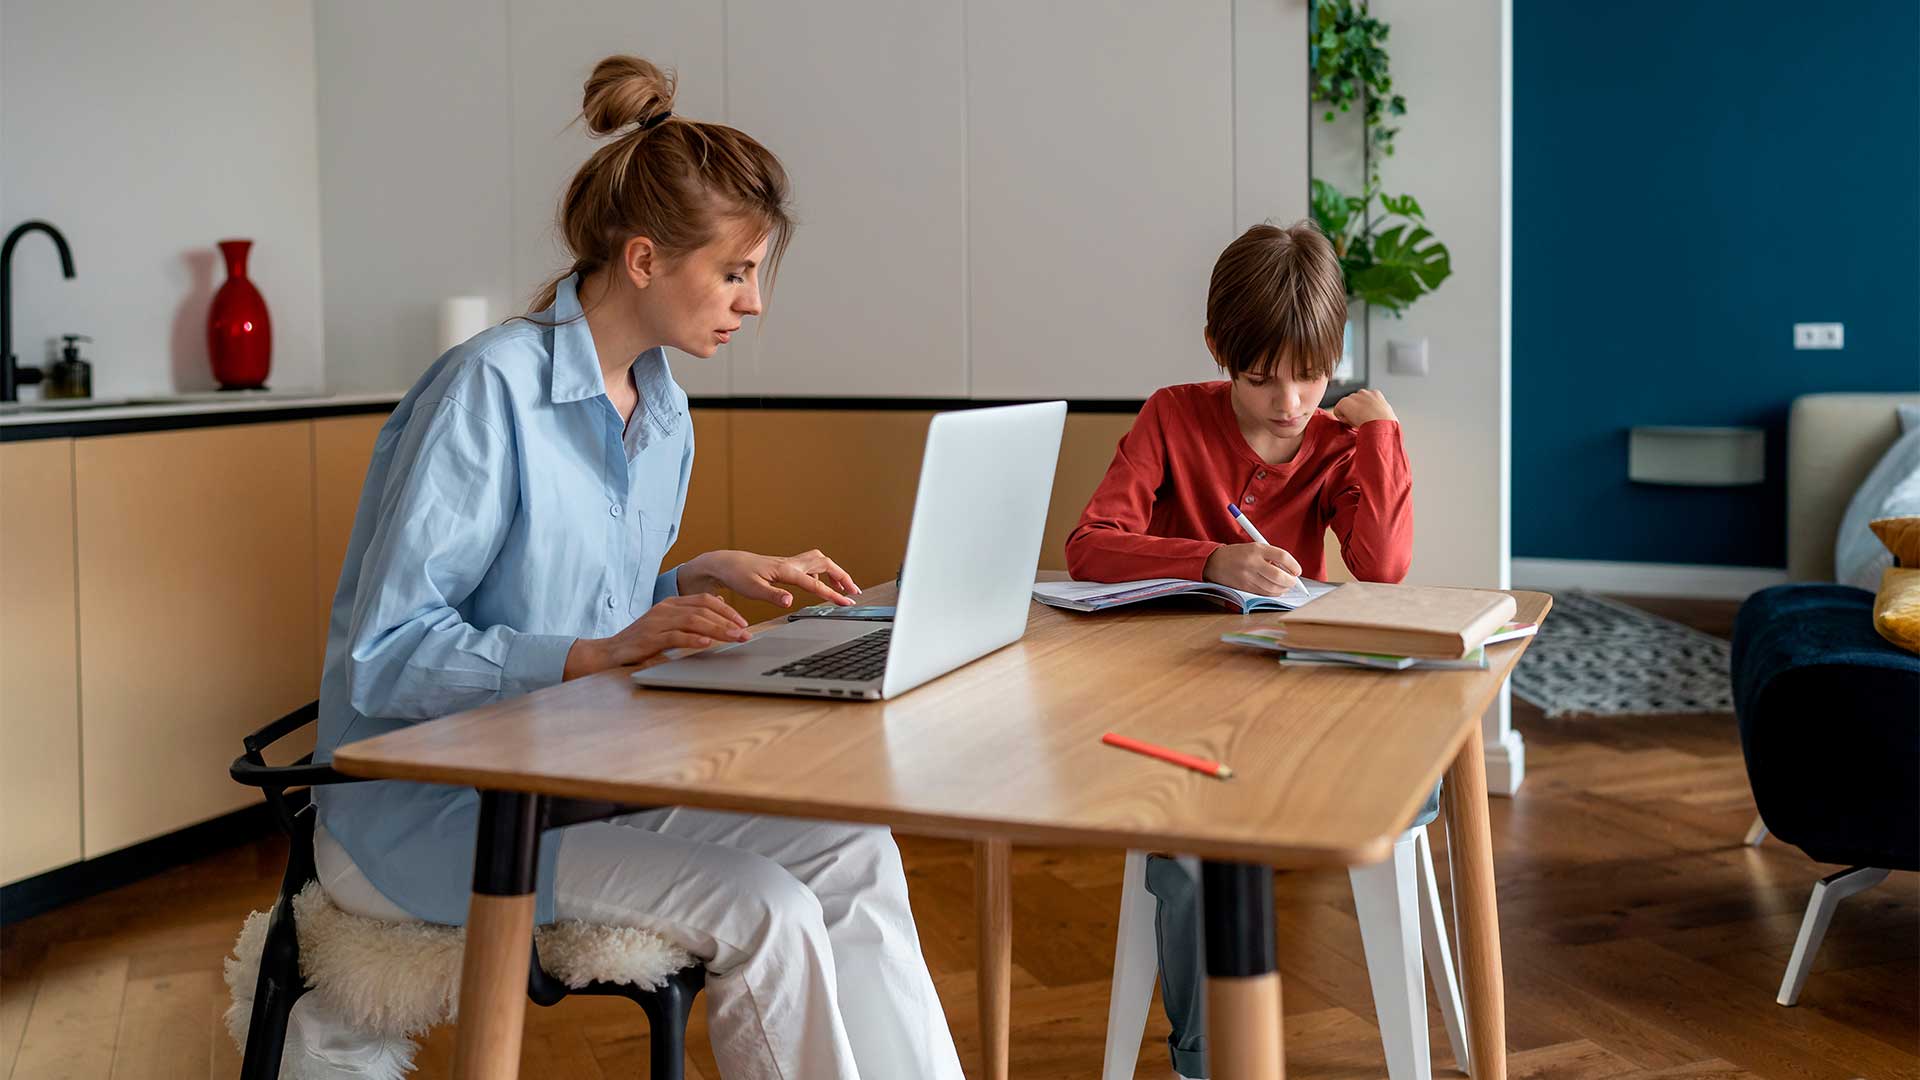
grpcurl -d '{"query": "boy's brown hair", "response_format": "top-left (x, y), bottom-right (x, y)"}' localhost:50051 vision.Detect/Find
top-left (1205, 220), bottom-right (1347, 381)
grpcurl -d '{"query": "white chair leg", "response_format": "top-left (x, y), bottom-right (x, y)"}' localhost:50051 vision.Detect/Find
top-left (1103, 849), bottom-right (1161, 1080)
top-left (1413, 827), bottom-right (1469, 1075)
top-left (1778, 865), bottom-right (1891, 1006)
top-left (1350, 830), bottom-right (1431, 1080)
top-left (1744, 815), bottom-right (1769, 847)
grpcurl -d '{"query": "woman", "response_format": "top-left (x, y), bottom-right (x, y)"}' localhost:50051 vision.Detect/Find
top-left (299, 55), bottom-right (965, 1079)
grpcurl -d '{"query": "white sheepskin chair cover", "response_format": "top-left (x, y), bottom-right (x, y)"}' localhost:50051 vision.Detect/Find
top-left (224, 882), bottom-right (695, 1079)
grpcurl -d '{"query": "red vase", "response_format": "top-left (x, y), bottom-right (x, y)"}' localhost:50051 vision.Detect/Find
top-left (207, 239), bottom-right (272, 390)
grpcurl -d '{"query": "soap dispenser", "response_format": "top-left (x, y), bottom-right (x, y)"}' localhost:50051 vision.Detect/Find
top-left (45, 335), bottom-right (93, 400)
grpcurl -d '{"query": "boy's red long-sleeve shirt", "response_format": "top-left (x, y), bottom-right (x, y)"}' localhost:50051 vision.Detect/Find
top-left (1065, 381), bottom-right (1413, 585)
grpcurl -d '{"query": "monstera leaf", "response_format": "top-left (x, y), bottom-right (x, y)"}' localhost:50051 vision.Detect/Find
top-left (1310, 178), bottom-right (1368, 258)
top-left (1348, 223), bottom-right (1451, 314)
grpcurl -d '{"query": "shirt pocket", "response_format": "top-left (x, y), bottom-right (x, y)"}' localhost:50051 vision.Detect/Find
top-left (626, 523), bottom-right (677, 614)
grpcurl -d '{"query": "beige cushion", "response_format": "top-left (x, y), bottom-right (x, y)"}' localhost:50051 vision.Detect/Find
top-left (1789, 393), bottom-right (1920, 582)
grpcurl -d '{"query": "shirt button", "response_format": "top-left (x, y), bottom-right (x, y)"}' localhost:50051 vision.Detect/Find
top-left (1256, 470), bottom-right (1267, 480)
top-left (606, 595), bottom-right (617, 609)
top-left (1243, 495), bottom-right (1256, 505)
top-left (610, 504), bottom-right (623, 518)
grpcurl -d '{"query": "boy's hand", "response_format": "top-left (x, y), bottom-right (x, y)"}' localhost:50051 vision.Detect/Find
top-left (1332, 388), bottom-right (1398, 427)
top-left (1204, 543), bottom-right (1302, 597)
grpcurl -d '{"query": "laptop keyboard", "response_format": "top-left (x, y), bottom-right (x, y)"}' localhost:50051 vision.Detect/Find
top-left (763, 627), bottom-right (892, 682)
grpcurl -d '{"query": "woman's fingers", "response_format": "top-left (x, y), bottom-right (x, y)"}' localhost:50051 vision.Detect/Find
top-left (675, 591), bottom-right (750, 628)
top-left (803, 551), bottom-right (861, 596)
top-left (695, 611), bottom-right (752, 641)
top-left (726, 576), bottom-right (794, 608)
top-left (658, 602), bottom-right (749, 642)
top-left (775, 558), bottom-right (853, 606)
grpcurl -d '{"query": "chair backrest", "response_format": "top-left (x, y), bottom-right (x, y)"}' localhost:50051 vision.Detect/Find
top-left (231, 700), bottom-right (368, 856)
top-left (231, 703), bottom-right (701, 1021)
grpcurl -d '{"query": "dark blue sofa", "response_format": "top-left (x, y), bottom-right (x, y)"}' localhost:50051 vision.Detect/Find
top-left (1731, 583), bottom-right (1920, 1005)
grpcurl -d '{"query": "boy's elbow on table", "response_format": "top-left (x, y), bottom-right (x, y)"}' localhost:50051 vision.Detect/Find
top-left (1345, 545), bottom-right (1412, 585)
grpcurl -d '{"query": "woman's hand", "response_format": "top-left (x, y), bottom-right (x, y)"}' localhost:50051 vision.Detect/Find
top-left (1204, 543), bottom-right (1303, 597)
top-left (680, 549), bottom-right (861, 609)
top-left (564, 594), bottom-right (752, 678)
top-left (1331, 388), bottom-right (1398, 427)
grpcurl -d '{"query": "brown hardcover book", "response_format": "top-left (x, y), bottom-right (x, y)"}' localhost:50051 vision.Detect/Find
top-left (1269, 582), bottom-right (1520, 659)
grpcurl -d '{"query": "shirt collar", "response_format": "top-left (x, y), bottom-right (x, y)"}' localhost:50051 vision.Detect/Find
top-left (546, 273), bottom-right (682, 435)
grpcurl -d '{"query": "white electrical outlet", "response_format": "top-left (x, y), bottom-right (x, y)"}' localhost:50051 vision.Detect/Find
top-left (1793, 322), bottom-right (1844, 349)
top-left (1387, 338), bottom-right (1429, 375)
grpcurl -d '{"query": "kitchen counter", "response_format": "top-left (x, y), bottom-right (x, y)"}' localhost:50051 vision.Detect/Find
top-left (0, 391), bottom-right (403, 441)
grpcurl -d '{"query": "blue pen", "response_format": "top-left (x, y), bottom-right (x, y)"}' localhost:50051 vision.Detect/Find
top-left (1227, 502), bottom-right (1272, 546)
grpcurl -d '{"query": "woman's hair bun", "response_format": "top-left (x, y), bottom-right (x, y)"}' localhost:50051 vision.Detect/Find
top-left (580, 55), bottom-right (675, 137)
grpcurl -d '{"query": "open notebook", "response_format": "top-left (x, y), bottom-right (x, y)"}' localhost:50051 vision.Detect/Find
top-left (1032, 576), bottom-right (1339, 614)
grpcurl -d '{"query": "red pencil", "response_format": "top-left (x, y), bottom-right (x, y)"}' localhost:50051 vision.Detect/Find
top-left (1102, 732), bottom-right (1234, 780)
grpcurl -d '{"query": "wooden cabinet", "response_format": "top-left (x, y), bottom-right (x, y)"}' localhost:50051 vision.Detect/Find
top-left (0, 441), bottom-right (84, 883)
top-left (1042, 413), bottom-right (1136, 572)
top-left (674, 408), bottom-right (1150, 619)
top-left (73, 423), bottom-right (318, 857)
top-left (730, 410), bottom-right (935, 623)
top-left (662, 409), bottom-right (731, 572)
top-left (0, 401), bottom-right (1169, 880)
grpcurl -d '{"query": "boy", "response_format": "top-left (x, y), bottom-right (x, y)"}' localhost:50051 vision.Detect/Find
top-left (1066, 219), bottom-right (1411, 590)
top-left (1066, 220), bottom-right (1415, 1079)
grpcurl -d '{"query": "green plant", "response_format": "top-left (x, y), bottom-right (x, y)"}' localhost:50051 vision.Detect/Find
top-left (1312, 0), bottom-right (1404, 183)
top-left (1308, 1), bottom-right (1448, 317)
top-left (1311, 179), bottom-right (1451, 316)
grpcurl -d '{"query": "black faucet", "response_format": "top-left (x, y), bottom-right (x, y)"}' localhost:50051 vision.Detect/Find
top-left (2, 220), bottom-right (77, 403)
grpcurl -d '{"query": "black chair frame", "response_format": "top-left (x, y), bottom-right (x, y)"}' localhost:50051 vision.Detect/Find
top-left (229, 701), bottom-right (705, 1078)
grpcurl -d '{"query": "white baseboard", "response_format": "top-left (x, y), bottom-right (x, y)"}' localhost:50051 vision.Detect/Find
top-left (1511, 557), bottom-right (1789, 601)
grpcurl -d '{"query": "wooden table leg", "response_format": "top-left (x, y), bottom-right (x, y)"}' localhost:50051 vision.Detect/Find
top-left (1443, 724), bottom-right (1507, 1080)
top-left (453, 791), bottom-right (542, 1080)
top-left (1202, 860), bottom-right (1284, 1080)
top-left (975, 838), bottom-right (1012, 1080)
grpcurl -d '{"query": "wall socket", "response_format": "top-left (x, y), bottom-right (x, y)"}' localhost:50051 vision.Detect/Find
top-left (1793, 322), bottom-right (1844, 349)
top-left (1387, 338), bottom-right (1429, 375)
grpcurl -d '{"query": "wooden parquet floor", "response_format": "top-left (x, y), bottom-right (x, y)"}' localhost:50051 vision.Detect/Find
top-left (3, 597), bottom-right (1915, 1078)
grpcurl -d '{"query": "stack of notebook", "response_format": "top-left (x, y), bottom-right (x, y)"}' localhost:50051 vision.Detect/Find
top-left (1221, 582), bottom-right (1526, 669)
top-left (1222, 623), bottom-right (1536, 670)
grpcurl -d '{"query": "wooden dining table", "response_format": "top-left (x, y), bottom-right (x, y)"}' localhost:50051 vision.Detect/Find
top-left (332, 580), bottom-right (1550, 1079)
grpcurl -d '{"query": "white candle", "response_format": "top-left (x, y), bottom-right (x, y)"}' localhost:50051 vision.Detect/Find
top-left (436, 296), bottom-right (491, 355)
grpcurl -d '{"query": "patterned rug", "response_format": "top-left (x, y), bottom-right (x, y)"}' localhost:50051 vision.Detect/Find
top-left (1511, 591), bottom-right (1735, 719)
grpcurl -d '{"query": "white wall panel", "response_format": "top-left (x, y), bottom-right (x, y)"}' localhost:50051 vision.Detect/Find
top-left (966, 0), bottom-right (1235, 400)
top-left (506, 1), bottom-right (731, 396)
top-left (3, 0), bottom-right (323, 397)
top-left (725, 0), bottom-right (967, 397)
top-left (1235, 0), bottom-right (1312, 232)
top-left (314, 0), bottom-right (515, 393)
top-left (1366, 0), bottom-right (1507, 591)
top-left (310, 1), bottom-right (1317, 402)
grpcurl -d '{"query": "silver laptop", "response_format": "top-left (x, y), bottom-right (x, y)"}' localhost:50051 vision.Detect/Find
top-left (632, 400), bottom-right (1067, 701)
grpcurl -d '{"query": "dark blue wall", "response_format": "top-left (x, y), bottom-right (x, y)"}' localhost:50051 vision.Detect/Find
top-left (1513, 1), bottom-right (1919, 568)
